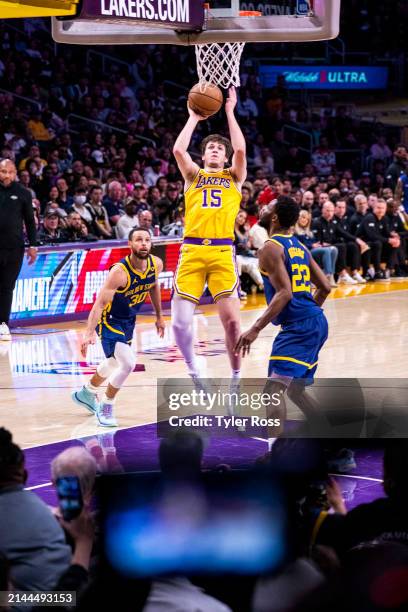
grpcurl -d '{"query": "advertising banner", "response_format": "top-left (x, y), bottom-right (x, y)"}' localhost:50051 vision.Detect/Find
top-left (259, 65), bottom-right (389, 89)
top-left (11, 242), bottom-right (181, 322)
top-left (80, 0), bottom-right (204, 29)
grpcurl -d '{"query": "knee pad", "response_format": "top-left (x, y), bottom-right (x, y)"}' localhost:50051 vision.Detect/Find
top-left (109, 365), bottom-right (134, 389)
top-left (109, 343), bottom-right (137, 389)
top-left (97, 357), bottom-right (118, 379)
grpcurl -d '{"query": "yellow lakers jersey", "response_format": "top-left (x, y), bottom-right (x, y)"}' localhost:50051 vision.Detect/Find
top-left (184, 168), bottom-right (241, 240)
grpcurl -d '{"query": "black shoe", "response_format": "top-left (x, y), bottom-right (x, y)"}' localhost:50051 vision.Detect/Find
top-left (393, 268), bottom-right (408, 278)
top-left (374, 270), bottom-right (390, 281)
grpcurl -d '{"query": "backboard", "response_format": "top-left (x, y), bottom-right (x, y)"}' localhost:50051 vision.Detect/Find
top-left (52, 0), bottom-right (340, 45)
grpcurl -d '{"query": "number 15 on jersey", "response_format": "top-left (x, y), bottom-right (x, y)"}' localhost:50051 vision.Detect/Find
top-left (202, 189), bottom-right (222, 208)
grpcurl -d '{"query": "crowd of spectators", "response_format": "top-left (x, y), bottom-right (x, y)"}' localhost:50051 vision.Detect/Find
top-left (1, 426), bottom-right (408, 611)
top-left (238, 176), bottom-right (408, 295)
top-left (0, 19), bottom-right (408, 291)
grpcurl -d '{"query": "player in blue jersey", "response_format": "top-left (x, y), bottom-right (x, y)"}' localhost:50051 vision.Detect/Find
top-left (236, 196), bottom-right (331, 375)
top-left (72, 227), bottom-right (165, 427)
top-left (396, 172), bottom-right (408, 214)
top-left (235, 196), bottom-right (331, 444)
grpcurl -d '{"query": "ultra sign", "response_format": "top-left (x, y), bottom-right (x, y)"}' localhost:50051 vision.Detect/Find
top-left (259, 65), bottom-right (389, 90)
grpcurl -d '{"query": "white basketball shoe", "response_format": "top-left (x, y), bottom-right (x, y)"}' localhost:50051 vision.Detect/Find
top-left (0, 323), bottom-right (11, 341)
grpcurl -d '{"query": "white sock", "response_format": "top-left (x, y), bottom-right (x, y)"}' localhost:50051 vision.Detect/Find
top-left (86, 382), bottom-right (99, 394)
top-left (187, 362), bottom-right (200, 377)
top-left (101, 393), bottom-right (115, 405)
top-left (232, 369), bottom-right (241, 379)
top-left (268, 438), bottom-right (277, 451)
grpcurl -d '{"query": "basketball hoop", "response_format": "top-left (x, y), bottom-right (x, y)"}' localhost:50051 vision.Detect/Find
top-left (195, 9), bottom-right (261, 89)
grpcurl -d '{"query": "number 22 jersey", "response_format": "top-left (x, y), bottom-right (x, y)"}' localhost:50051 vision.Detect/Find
top-left (261, 234), bottom-right (322, 326)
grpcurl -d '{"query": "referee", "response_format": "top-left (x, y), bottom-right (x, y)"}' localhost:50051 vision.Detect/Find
top-left (0, 159), bottom-right (37, 340)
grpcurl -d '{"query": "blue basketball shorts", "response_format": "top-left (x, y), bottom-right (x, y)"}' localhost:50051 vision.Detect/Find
top-left (97, 316), bottom-right (135, 358)
top-left (268, 312), bottom-right (328, 382)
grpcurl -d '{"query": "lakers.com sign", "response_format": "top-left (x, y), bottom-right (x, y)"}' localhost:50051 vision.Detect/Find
top-left (259, 65), bottom-right (388, 90)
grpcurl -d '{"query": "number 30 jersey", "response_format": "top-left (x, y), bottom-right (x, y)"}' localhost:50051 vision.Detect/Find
top-left (261, 234), bottom-right (322, 326)
top-left (103, 254), bottom-right (157, 322)
top-left (184, 168), bottom-right (241, 239)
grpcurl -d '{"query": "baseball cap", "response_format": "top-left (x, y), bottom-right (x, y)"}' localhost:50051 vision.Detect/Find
top-left (46, 211), bottom-right (59, 218)
top-left (134, 183), bottom-right (143, 188)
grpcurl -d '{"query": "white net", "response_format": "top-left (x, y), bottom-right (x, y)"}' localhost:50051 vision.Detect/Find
top-left (195, 42), bottom-right (246, 89)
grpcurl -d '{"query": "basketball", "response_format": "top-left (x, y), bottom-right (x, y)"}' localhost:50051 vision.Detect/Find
top-left (188, 82), bottom-right (223, 118)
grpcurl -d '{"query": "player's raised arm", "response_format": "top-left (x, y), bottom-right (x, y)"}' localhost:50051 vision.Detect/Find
top-left (235, 242), bottom-right (292, 356)
top-left (225, 87), bottom-right (247, 186)
top-left (150, 257), bottom-right (165, 338)
top-left (81, 265), bottom-right (128, 357)
top-left (172, 106), bottom-right (203, 185)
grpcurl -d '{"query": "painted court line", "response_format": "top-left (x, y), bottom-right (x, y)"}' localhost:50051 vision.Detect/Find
top-left (330, 473), bottom-right (382, 483)
top-left (26, 482), bottom-right (52, 490)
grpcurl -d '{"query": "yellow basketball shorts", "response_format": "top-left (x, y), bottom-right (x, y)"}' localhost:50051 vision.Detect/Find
top-left (173, 243), bottom-right (239, 303)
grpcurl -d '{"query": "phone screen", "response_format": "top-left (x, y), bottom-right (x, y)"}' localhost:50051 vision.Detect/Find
top-left (100, 472), bottom-right (286, 577)
top-left (56, 476), bottom-right (83, 521)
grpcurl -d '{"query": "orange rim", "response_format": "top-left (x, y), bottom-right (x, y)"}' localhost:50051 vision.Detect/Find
top-left (239, 10), bottom-right (262, 16)
top-left (204, 5), bottom-right (261, 17)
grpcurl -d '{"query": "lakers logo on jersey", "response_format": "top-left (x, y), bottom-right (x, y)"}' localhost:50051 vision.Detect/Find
top-left (184, 168), bottom-right (241, 240)
top-left (196, 175), bottom-right (231, 188)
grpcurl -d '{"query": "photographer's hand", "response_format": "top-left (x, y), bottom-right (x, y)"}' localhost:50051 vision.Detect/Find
top-left (326, 477), bottom-right (347, 515)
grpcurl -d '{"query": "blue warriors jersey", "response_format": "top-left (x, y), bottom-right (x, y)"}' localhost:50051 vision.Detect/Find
top-left (101, 254), bottom-right (157, 323)
top-left (261, 234), bottom-right (322, 326)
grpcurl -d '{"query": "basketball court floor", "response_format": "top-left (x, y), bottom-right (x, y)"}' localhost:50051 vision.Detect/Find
top-left (1, 281), bottom-right (407, 509)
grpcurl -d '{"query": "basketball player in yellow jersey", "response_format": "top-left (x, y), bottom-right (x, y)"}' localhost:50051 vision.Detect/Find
top-left (172, 87), bottom-right (246, 382)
